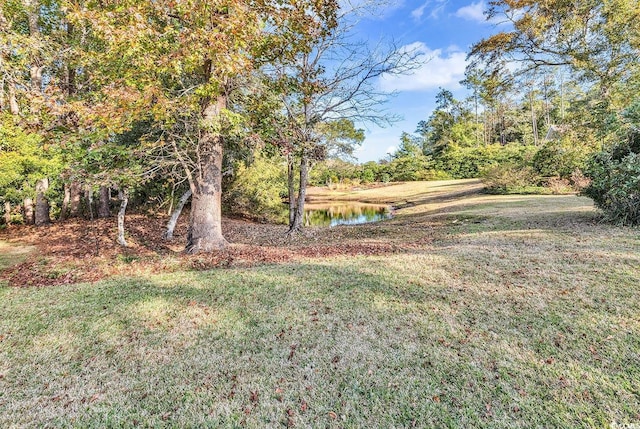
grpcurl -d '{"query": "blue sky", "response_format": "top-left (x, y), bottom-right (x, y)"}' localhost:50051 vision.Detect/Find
top-left (350, 0), bottom-right (499, 162)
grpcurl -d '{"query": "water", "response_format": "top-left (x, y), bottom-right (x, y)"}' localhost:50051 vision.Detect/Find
top-left (303, 202), bottom-right (392, 227)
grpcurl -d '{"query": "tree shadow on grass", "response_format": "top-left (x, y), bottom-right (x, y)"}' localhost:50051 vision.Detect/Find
top-left (2, 252), bottom-right (640, 426)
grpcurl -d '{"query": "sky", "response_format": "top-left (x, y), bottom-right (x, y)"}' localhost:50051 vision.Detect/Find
top-left (350, 0), bottom-right (499, 162)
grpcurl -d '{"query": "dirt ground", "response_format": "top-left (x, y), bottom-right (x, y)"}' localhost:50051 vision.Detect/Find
top-left (0, 180), bottom-right (496, 287)
top-left (0, 207), bottom-right (440, 287)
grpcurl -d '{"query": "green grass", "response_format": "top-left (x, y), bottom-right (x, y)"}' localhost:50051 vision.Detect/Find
top-left (1, 181), bottom-right (640, 427)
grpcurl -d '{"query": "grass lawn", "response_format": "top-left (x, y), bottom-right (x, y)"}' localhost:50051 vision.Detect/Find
top-left (1, 180), bottom-right (639, 427)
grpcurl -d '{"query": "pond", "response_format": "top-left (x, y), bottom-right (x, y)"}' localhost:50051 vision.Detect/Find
top-left (303, 202), bottom-right (392, 227)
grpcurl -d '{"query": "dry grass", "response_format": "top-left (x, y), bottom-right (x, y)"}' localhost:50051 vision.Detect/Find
top-left (1, 180), bottom-right (640, 428)
top-left (307, 179), bottom-right (485, 205)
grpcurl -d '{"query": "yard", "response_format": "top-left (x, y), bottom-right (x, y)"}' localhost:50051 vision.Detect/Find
top-left (1, 180), bottom-right (639, 427)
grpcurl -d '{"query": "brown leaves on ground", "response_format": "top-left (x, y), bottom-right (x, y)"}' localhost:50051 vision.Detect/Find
top-left (0, 213), bottom-right (436, 287)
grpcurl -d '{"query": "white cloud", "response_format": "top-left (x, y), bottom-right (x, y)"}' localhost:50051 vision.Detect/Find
top-left (385, 145), bottom-right (397, 155)
top-left (428, 1), bottom-right (447, 19)
top-left (379, 42), bottom-right (467, 92)
top-left (411, 0), bottom-right (448, 21)
top-left (411, 1), bottom-right (429, 20)
top-left (455, 1), bottom-right (486, 23)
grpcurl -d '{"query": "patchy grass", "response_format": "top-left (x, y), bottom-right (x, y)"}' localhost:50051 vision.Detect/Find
top-left (0, 241), bottom-right (34, 286)
top-left (1, 180), bottom-right (640, 427)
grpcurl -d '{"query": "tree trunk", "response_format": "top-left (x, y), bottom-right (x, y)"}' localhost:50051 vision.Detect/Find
top-left (185, 95), bottom-right (228, 253)
top-left (529, 92), bottom-right (539, 146)
top-left (287, 152), bottom-right (296, 225)
top-left (186, 188), bottom-right (227, 253)
top-left (8, 85), bottom-right (20, 115)
top-left (117, 189), bottom-right (129, 246)
top-left (65, 22), bottom-right (76, 97)
top-left (26, 0), bottom-right (43, 101)
top-left (60, 183), bottom-right (71, 220)
top-left (288, 151), bottom-right (310, 234)
top-left (98, 186), bottom-right (110, 218)
top-left (164, 189), bottom-right (191, 240)
top-left (4, 201), bottom-right (11, 225)
top-left (23, 198), bottom-right (34, 225)
top-left (34, 178), bottom-right (50, 226)
top-left (86, 187), bottom-right (94, 220)
top-left (69, 181), bottom-right (82, 217)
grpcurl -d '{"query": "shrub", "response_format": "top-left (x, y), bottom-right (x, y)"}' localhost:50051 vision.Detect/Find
top-left (570, 169), bottom-right (591, 192)
top-left (361, 168), bottom-right (375, 183)
top-left (437, 143), bottom-right (538, 179)
top-left (583, 151), bottom-right (640, 225)
top-left (482, 164), bottom-right (545, 194)
top-left (532, 138), bottom-right (591, 178)
top-left (386, 154), bottom-right (434, 181)
top-left (583, 100), bottom-right (640, 225)
top-left (545, 177), bottom-right (574, 195)
top-left (224, 154), bottom-right (287, 223)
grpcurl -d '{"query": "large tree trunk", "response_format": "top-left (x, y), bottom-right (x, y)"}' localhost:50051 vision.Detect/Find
top-left (60, 183), bottom-right (71, 220)
top-left (98, 186), bottom-right (110, 218)
top-left (117, 189), bottom-right (129, 246)
top-left (185, 95), bottom-right (228, 253)
top-left (288, 151), bottom-right (310, 235)
top-left (164, 189), bottom-right (191, 240)
top-left (23, 198), bottom-right (34, 225)
top-left (69, 181), bottom-right (82, 217)
top-left (186, 188), bottom-right (227, 253)
top-left (35, 178), bottom-right (50, 226)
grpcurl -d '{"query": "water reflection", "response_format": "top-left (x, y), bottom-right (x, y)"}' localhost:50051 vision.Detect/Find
top-left (303, 202), bottom-right (391, 227)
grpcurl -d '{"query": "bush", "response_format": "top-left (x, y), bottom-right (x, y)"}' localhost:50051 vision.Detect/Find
top-left (532, 138), bottom-right (591, 178)
top-left (583, 151), bottom-right (640, 225)
top-left (224, 154), bottom-right (287, 223)
top-left (545, 177), bottom-right (574, 195)
top-left (570, 169), bottom-right (591, 192)
top-left (437, 143), bottom-right (538, 179)
top-left (583, 101), bottom-right (640, 225)
top-left (482, 164), bottom-right (545, 194)
top-left (360, 168), bottom-right (375, 183)
top-left (386, 154), bottom-right (435, 181)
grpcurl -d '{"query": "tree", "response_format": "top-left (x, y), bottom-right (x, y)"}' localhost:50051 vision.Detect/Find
top-left (583, 99), bottom-right (640, 225)
top-left (71, 0), bottom-right (282, 253)
top-left (470, 0), bottom-right (640, 111)
top-left (264, 1), bottom-right (418, 233)
top-left (1, 0), bottom-right (71, 225)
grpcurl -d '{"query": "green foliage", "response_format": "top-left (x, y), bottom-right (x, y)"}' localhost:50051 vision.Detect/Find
top-left (583, 101), bottom-right (640, 225)
top-left (532, 138), bottom-right (592, 178)
top-left (482, 164), bottom-right (545, 195)
top-left (224, 153), bottom-right (287, 223)
top-left (437, 143), bottom-right (538, 179)
top-left (316, 119), bottom-right (365, 159)
top-left (360, 166), bottom-right (376, 183)
top-left (310, 159), bottom-right (360, 186)
top-left (386, 155), bottom-right (438, 181)
top-left (0, 115), bottom-right (64, 203)
top-left (584, 151), bottom-right (640, 225)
